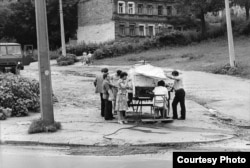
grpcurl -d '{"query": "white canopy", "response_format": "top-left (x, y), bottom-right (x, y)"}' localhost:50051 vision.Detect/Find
top-left (131, 64), bottom-right (167, 80)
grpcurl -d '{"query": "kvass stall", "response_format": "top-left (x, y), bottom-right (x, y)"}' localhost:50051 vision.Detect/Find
top-left (128, 64), bottom-right (173, 120)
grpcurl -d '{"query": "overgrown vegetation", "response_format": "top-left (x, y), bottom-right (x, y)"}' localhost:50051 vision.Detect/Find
top-left (67, 26), bottom-right (226, 60)
top-left (0, 73), bottom-right (58, 120)
top-left (57, 54), bottom-right (78, 66)
top-left (0, 73), bottom-right (40, 117)
top-left (212, 63), bottom-right (244, 76)
top-left (28, 119), bottom-right (61, 134)
top-left (0, 0), bottom-right (78, 49)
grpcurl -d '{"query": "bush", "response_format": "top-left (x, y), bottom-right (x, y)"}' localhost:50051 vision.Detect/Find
top-left (32, 50), bottom-right (60, 61)
top-left (28, 119), bottom-right (61, 134)
top-left (66, 42), bottom-right (101, 56)
top-left (67, 26), bottom-right (226, 60)
top-left (0, 73), bottom-right (40, 117)
top-left (234, 20), bottom-right (250, 35)
top-left (207, 25), bottom-right (226, 39)
top-left (57, 54), bottom-right (78, 66)
top-left (213, 63), bottom-right (243, 76)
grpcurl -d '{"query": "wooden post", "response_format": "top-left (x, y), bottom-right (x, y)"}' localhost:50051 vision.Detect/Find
top-left (59, 0), bottom-right (66, 56)
top-left (225, 0), bottom-right (236, 67)
top-left (35, 0), bottom-right (54, 124)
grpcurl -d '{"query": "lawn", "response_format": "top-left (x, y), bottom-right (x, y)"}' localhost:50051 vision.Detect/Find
top-left (94, 36), bottom-right (250, 79)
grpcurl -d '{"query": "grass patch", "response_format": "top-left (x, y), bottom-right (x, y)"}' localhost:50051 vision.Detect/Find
top-left (28, 119), bottom-right (61, 134)
top-left (94, 36), bottom-right (250, 79)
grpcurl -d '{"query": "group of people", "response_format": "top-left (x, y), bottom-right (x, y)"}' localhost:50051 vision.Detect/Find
top-left (94, 68), bottom-right (132, 124)
top-left (81, 52), bottom-right (93, 65)
top-left (94, 68), bottom-right (186, 124)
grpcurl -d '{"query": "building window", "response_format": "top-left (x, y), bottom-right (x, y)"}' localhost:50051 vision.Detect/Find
top-left (157, 24), bottom-right (163, 33)
top-left (128, 2), bottom-right (135, 14)
top-left (175, 26), bottom-right (183, 31)
top-left (147, 5), bottom-right (153, 15)
top-left (138, 4), bottom-right (143, 14)
top-left (158, 5), bottom-right (163, 15)
top-left (139, 24), bottom-right (146, 36)
top-left (129, 24), bottom-right (136, 36)
top-left (167, 6), bottom-right (172, 16)
top-left (119, 24), bottom-right (126, 35)
top-left (167, 25), bottom-right (174, 31)
top-left (118, 1), bottom-right (125, 14)
top-left (148, 25), bottom-right (155, 36)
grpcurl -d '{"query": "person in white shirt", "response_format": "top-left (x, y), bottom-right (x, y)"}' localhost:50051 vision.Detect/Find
top-left (153, 80), bottom-right (169, 118)
top-left (166, 70), bottom-right (186, 120)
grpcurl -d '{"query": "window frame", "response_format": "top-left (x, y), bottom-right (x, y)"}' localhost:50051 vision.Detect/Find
top-left (128, 2), bottom-right (135, 14)
top-left (119, 23), bottom-right (126, 35)
top-left (147, 4), bottom-right (153, 15)
top-left (148, 24), bottom-right (155, 36)
top-left (129, 24), bottom-right (136, 36)
top-left (138, 24), bottom-right (146, 36)
top-left (137, 3), bottom-right (143, 14)
top-left (118, 1), bottom-right (126, 14)
top-left (158, 5), bottom-right (163, 16)
top-left (167, 6), bottom-right (172, 16)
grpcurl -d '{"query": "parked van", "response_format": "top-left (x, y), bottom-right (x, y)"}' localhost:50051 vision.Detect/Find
top-left (0, 43), bottom-right (33, 74)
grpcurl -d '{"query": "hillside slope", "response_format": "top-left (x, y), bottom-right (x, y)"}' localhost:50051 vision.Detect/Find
top-left (94, 37), bottom-right (250, 79)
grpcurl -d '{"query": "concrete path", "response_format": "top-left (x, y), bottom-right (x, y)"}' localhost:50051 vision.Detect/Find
top-left (2, 62), bottom-right (250, 147)
top-left (183, 71), bottom-right (250, 121)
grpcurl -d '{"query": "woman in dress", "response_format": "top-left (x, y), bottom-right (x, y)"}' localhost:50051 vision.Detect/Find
top-left (116, 72), bottom-right (131, 124)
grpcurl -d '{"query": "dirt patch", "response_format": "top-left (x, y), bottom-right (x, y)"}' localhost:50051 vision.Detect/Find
top-left (67, 144), bottom-right (193, 156)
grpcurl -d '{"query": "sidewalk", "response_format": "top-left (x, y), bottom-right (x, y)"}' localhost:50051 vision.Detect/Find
top-left (0, 99), bottom-right (234, 146)
top-left (0, 63), bottom-right (241, 147)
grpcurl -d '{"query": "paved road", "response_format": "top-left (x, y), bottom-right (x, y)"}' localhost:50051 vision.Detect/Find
top-left (183, 71), bottom-right (250, 122)
top-left (0, 145), bottom-right (172, 168)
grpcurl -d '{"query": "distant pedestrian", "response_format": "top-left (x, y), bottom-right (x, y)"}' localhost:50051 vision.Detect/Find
top-left (102, 73), bottom-right (114, 120)
top-left (166, 70), bottom-right (186, 120)
top-left (82, 52), bottom-right (87, 64)
top-left (94, 68), bottom-right (109, 117)
top-left (86, 52), bottom-right (93, 65)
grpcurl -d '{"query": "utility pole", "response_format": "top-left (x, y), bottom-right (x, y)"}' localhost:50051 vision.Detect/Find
top-left (225, 0), bottom-right (236, 67)
top-left (35, 0), bottom-right (54, 124)
top-left (59, 0), bottom-right (66, 56)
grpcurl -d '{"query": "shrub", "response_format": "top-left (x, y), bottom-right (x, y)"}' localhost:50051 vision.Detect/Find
top-left (66, 42), bottom-right (102, 56)
top-left (234, 20), bottom-right (250, 35)
top-left (28, 118), bottom-right (61, 134)
top-left (57, 54), bottom-right (78, 66)
top-left (212, 63), bottom-right (243, 76)
top-left (0, 73), bottom-right (40, 117)
top-left (207, 25), bottom-right (226, 39)
top-left (68, 26), bottom-right (226, 60)
top-left (32, 50), bottom-right (60, 61)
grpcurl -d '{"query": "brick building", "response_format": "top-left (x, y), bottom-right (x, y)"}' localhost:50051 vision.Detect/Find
top-left (77, 0), bottom-right (189, 44)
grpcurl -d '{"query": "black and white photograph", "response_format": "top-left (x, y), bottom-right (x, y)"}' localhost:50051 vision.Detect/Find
top-left (0, 0), bottom-right (250, 168)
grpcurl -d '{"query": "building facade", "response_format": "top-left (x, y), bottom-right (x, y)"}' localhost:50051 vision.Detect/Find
top-left (77, 0), bottom-right (189, 44)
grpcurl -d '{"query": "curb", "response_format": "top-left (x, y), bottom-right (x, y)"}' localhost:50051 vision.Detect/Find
top-left (0, 135), bottom-right (235, 148)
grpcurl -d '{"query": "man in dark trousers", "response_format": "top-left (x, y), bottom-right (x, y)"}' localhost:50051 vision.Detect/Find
top-left (166, 70), bottom-right (186, 120)
top-left (94, 68), bottom-right (109, 117)
top-left (102, 73), bottom-right (114, 120)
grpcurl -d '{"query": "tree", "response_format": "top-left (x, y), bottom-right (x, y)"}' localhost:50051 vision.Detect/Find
top-left (177, 0), bottom-right (225, 38)
top-left (233, 0), bottom-right (250, 20)
top-left (2, 2), bottom-right (37, 46)
top-left (0, 0), bottom-right (79, 49)
top-left (46, 0), bottom-right (79, 49)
